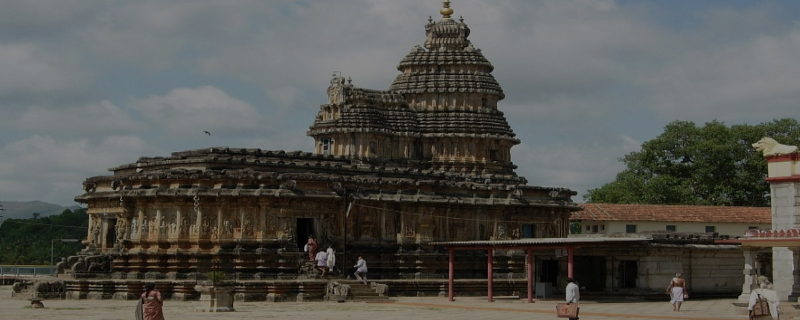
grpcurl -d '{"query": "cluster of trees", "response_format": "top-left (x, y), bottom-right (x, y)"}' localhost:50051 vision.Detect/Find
top-left (584, 118), bottom-right (800, 206)
top-left (0, 208), bottom-right (87, 265)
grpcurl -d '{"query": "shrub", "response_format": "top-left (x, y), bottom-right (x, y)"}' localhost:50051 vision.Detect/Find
top-left (205, 271), bottom-right (228, 285)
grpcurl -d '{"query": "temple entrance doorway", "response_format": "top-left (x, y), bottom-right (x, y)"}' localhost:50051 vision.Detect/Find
top-left (539, 259), bottom-right (559, 289)
top-left (756, 252), bottom-right (773, 282)
top-left (106, 218), bottom-right (117, 249)
top-left (574, 256), bottom-right (606, 292)
top-left (618, 260), bottom-right (637, 289)
top-left (296, 218), bottom-right (316, 250)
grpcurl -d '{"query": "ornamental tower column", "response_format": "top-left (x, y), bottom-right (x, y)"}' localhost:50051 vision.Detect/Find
top-left (755, 138), bottom-right (800, 301)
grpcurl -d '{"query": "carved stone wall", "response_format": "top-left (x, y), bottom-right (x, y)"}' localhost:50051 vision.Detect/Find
top-left (73, 2), bottom-right (579, 280)
top-left (308, 10), bottom-right (518, 175)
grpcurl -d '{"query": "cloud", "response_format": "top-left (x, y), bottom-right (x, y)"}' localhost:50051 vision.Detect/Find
top-left (13, 101), bottom-right (142, 137)
top-left (2, 0), bottom-right (800, 205)
top-left (128, 86), bottom-right (264, 137)
top-left (0, 0), bottom-right (106, 40)
top-left (642, 26), bottom-right (800, 123)
top-left (78, 2), bottom-right (255, 71)
top-left (513, 134), bottom-right (640, 197)
top-left (0, 135), bottom-right (149, 205)
top-left (0, 43), bottom-right (93, 103)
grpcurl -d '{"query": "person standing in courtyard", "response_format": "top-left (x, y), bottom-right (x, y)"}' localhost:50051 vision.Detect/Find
top-left (748, 277), bottom-right (780, 320)
top-left (306, 235), bottom-right (318, 261)
top-left (139, 282), bottom-right (164, 320)
top-left (315, 248), bottom-right (328, 277)
top-left (326, 245), bottom-right (336, 274)
top-left (666, 273), bottom-right (687, 311)
top-left (565, 277), bottom-right (580, 320)
top-left (354, 255), bottom-right (368, 285)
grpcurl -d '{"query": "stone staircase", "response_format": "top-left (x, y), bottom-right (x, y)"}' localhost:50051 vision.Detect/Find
top-left (336, 280), bottom-right (390, 302)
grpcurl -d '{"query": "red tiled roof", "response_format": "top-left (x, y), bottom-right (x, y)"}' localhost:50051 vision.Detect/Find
top-left (570, 203), bottom-right (771, 224)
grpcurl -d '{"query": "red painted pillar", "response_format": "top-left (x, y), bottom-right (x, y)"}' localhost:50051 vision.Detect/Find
top-left (567, 247), bottom-right (574, 278)
top-left (527, 248), bottom-right (533, 303)
top-left (487, 248), bottom-right (494, 302)
top-left (448, 248), bottom-right (455, 302)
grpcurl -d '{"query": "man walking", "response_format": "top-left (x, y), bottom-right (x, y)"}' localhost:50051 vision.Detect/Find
top-left (354, 256), bottom-right (368, 285)
top-left (565, 277), bottom-right (580, 320)
top-left (315, 249), bottom-right (328, 277)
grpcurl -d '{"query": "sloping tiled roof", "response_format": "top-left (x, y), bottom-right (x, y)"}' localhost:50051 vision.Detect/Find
top-left (571, 203), bottom-right (771, 224)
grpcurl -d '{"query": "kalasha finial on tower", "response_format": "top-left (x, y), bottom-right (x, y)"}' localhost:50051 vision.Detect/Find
top-left (440, 0), bottom-right (454, 20)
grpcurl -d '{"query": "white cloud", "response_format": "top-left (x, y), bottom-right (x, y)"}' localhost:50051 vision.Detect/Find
top-left (129, 86), bottom-right (264, 137)
top-left (13, 101), bottom-right (142, 137)
top-left (0, 135), bottom-right (149, 205)
top-left (1, 0), bottom-right (800, 205)
top-left (642, 27), bottom-right (800, 123)
top-left (513, 134), bottom-right (639, 198)
top-left (0, 43), bottom-right (92, 102)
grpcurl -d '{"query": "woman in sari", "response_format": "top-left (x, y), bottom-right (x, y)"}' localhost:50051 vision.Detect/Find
top-left (306, 235), bottom-right (318, 261)
top-left (139, 282), bottom-right (164, 320)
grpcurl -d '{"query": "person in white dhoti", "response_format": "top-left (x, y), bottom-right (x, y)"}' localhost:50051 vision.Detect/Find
top-left (326, 245), bottom-right (336, 274)
top-left (666, 273), bottom-right (687, 311)
top-left (748, 278), bottom-right (780, 320)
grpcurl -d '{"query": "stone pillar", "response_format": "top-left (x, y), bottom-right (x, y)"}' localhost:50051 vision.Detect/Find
top-left (216, 207), bottom-right (223, 239)
top-left (754, 143), bottom-right (800, 301)
top-left (791, 247), bottom-right (800, 302)
top-left (738, 247), bottom-right (758, 302)
top-left (768, 180), bottom-right (800, 300)
top-left (176, 207), bottom-right (183, 239)
top-left (258, 204), bottom-right (267, 239)
top-left (156, 208), bottom-right (164, 238)
top-left (380, 209), bottom-right (386, 239)
top-left (236, 207), bottom-right (244, 239)
top-left (605, 257), bottom-right (614, 292)
top-left (195, 204), bottom-right (203, 238)
top-left (137, 207), bottom-right (145, 239)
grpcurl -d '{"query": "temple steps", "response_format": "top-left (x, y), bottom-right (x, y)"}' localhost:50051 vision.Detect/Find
top-left (336, 280), bottom-right (390, 302)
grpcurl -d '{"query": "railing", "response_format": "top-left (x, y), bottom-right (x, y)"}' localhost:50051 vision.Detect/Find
top-left (742, 228), bottom-right (800, 238)
top-left (0, 265), bottom-right (56, 276)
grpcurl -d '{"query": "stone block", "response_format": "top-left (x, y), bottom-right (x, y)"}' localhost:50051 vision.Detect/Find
top-left (29, 298), bottom-right (44, 308)
top-left (266, 293), bottom-right (285, 302)
top-left (86, 292), bottom-right (103, 300)
top-left (376, 284), bottom-right (389, 296)
top-left (113, 292), bottom-right (139, 300)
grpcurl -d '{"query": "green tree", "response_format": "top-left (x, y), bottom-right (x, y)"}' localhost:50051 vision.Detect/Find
top-left (0, 208), bottom-right (87, 264)
top-left (584, 119), bottom-right (800, 206)
top-left (569, 221), bottom-right (581, 235)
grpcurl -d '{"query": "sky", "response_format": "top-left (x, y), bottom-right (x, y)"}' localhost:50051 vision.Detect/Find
top-left (1, 0), bottom-right (799, 206)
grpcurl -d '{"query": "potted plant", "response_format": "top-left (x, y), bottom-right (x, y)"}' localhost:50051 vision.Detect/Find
top-left (205, 271), bottom-right (228, 286)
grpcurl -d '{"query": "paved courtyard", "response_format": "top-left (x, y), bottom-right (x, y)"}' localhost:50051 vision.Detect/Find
top-left (4, 284), bottom-right (787, 320)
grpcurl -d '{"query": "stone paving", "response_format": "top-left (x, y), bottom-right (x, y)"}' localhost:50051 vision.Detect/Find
top-left (6, 284), bottom-right (788, 320)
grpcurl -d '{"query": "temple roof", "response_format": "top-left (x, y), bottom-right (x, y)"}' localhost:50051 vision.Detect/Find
top-left (571, 203), bottom-right (771, 224)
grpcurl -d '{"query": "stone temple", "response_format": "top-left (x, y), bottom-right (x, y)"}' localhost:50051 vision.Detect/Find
top-left (68, 1), bottom-right (580, 300)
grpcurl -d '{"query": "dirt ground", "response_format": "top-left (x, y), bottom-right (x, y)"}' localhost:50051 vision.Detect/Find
top-left (2, 285), bottom-right (792, 320)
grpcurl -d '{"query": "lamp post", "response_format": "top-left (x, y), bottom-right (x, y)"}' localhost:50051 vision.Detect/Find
top-left (51, 239), bottom-right (80, 268)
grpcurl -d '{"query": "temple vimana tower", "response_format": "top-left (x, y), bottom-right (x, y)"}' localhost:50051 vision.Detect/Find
top-left (71, 1), bottom-right (580, 291)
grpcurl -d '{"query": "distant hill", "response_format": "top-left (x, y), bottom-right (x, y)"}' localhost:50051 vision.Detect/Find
top-left (0, 201), bottom-right (81, 221)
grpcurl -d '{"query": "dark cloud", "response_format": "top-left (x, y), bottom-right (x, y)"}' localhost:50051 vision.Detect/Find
top-left (1, 0), bottom-right (799, 205)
